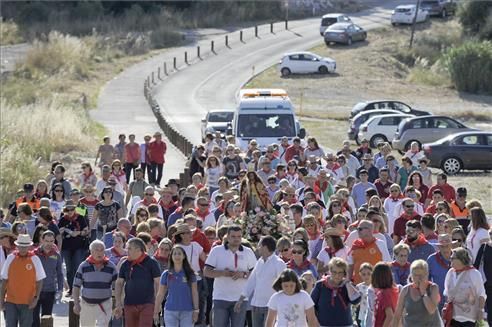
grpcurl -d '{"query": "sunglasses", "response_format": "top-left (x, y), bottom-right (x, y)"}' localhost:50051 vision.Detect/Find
top-left (280, 248), bottom-right (290, 252)
top-left (390, 189), bottom-right (399, 193)
top-left (268, 181), bottom-right (276, 184)
top-left (81, 166), bottom-right (88, 169)
top-left (452, 238), bottom-right (463, 242)
top-left (198, 203), bottom-right (208, 207)
top-left (331, 204), bottom-right (341, 208)
top-left (292, 250), bottom-right (304, 255)
top-left (405, 205), bottom-right (414, 208)
top-left (66, 208), bottom-right (75, 212)
top-left (103, 190), bottom-right (112, 194)
top-left (357, 227), bottom-right (369, 232)
top-left (145, 193), bottom-right (154, 196)
top-left (138, 214), bottom-right (148, 218)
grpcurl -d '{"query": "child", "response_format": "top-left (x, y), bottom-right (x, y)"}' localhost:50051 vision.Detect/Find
top-left (300, 271), bottom-right (316, 294)
top-left (418, 158), bottom-right (433, 187)
top-left (153, 245), bottom-right (199, 326)
top-left (390, 243), bottom-right (411, 286)
top-left (266, 269), bottom-right (319, 327)
top-left (349, 207), bottom-right (368, 231)
top-left (356, 263), bottom-right (373, 327)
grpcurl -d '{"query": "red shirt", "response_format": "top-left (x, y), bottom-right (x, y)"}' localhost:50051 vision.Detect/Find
top-left (393, 213), bottom-right (422, 238)
top-left (124, 142), bottom-right (140, 164)
top-left (192, 229), bottom-right (211, 270)
top-left (374, 287), bottom-right (399, 327)
top-left (427, 183), bottom-right (456, 203)
top-left (374, 179), bottom-right (392, 199)
top-left (284, 145), bottom-right (304, 164)
top-left (148, 140), bottom-right (167, 164)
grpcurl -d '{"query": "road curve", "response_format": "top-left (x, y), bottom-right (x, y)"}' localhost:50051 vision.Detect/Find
top-left (153, 0), bottom-right (404, 145)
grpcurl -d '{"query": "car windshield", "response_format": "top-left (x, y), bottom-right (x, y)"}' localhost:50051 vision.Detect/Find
top-left (328, 24), bottom-right (347, 31)
top-left (237, 114), bottom-right (296, 137)
top-left (321, 17), bottom-right (337, 26)
top-left (396, 8), bottom-right (412, 13)
top-left (208, 112), bottom-right (234, 122)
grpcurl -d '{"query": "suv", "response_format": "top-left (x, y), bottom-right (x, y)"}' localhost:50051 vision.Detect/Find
top-left (420, 0), bottom-right (457, 18)
top-left (200, 110), bottom-right (234, 142)
top-left (351, 100), bottom-right (431, 118)
top-left (358, 114), bottom-right (414, 148)
top-left (347, 109), bottom-right (402, 144)
top-left (319, 13), bottom-right (352, 36)
top-left (392, 115), bottom-right (475, 152)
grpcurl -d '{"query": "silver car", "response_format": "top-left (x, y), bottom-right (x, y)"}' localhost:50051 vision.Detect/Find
top-left (392, 115), bottom-right (476, 151)
top-left (324, 23), bottom-right (367, 46)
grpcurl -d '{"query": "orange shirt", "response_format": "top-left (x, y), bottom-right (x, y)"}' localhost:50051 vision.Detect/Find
top-left (15, 197), bottom-right (40, 213)
top-left (1, 254), bottom-right (46, 304)
top-left (351, 242), bottom-right (383, 284)
top-left (450, 201), bottom-right (469, 219)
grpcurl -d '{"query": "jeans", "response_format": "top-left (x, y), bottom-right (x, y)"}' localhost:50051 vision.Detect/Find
top-left (140, 162), bottom-right (150, 180)
top-left (124, 303), bottom-right (154, 327)
top-left (213, 299), bottom-right (247, 327)
top-left (251, 306), bottom-right (268, 327)
top-left (32, 291), bottom-right (55, 327)
top-left (205, 277), bottom-right (214, 325)
top-left (197, 278), bottom-right (208, 325)
top-left (5, 302), bottom-right (33, 327)
top-left (149, 162), bottom-right (163, 186)
top-left (124, 162), bottom-right (138, 183)
top-left (450, 320), bottom-right (476, 327)
top-left (163, 310), bottom-right (193, 327)
top-left (61, 248), bottom-right (86, 292)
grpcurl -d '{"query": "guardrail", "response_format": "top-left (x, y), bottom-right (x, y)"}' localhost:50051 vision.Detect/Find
top-left (143, 20), bottom-right (289, 187)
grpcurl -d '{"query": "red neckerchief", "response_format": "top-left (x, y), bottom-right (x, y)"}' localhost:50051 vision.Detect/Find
top-left (391, 260), bottom-right (410, 270)
top-left (324, 246), bottom-right (337, 257)
top-left (174, 206), bottom-right (184, 214)
top-left (82, 171), bottom-right (94, 184)
top-left (87, 255), bottom-right (109, 266)
top-left (351, 237), bottom-right (376, 252)
top-left (315, 180), bottom-right (329, 192)
top-left (321, 276), bottom-right (348, 309)
top-left (196, 207), bottom-right (210, 220)
top-left (64, 213), bottom-right (81, 230)
top-left (34, 245), bottom-right (59, 257)
top-left (390, 194), bottom-right (403, 202)
top-left (453, 265), bottom-right (475, 273)
top-left (404, 234), bottom-right (428, 248)
top-left (14, 250), bottom-right (35, 257)
top-left (212, 240), bottom-right (222, 247)
top-left (129, 253), bottom-right (148, 278)
top-left (306, 229), bottom-right (320, 241)
top-left (160, 199), bottom-right (177, 210)
top-left (288, 259), bottom-right (311, 271)
top-left (153, 250), bottom-right (168, 264)
top-left (112, 170), bottom-right (125, 179)
top-left (280, 255), bottom-right (290, 263)
top-left (435, 252), bottom-right (451, 270)
top-left (142, 197), bottom-right (157, 207)
top-left (425, 232), bottom-right (438, 241)
top-left (400, 212), bottom-right (418, 221)
top-left (111, 247), bottom-right (125, 258)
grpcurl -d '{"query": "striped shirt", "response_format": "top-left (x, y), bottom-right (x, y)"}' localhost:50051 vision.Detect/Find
top-left (73, 260), bottom-right (118, 304)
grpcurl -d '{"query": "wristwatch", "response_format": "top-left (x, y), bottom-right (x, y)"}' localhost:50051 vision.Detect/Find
top-left (243, 272), bottom-right (248, 279)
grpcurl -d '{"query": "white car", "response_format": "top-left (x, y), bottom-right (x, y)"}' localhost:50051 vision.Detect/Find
top-left (358, 113), bottom-right (415, 147)
top-left (391, 5), bottom-right (428, 25)
top-left (279, 51), bottom-right (336, 76)
top-left (320, 13), bottom-right (352, 36)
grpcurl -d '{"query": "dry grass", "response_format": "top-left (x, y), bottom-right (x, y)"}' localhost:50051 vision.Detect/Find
top-left (0, 19), bottom-right (23, 45)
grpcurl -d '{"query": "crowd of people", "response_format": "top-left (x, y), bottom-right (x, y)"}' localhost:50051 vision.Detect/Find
top-left (0, 131), bottom-right (491, 327)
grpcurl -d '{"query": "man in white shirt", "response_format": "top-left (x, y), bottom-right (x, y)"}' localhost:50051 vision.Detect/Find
top-left (204, 225), bottom-right (257, 327)
top-left (234, 236), bottom-right (286, 327)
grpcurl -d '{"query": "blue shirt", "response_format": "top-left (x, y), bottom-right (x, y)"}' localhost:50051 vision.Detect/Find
top-left (427, 252), bottom-right (450, 308)
top-left (167, 211), bottom-right (183, 228)
top-left (391, 263), bottom-right (410, 286)
top-left (118, 256), bottom-right (161, 305)
top-left (351, 182), bottom-right (376, 208)
top-left (409, 243), bottom-right (436, 263)
top-left (161, 269), bottom-right (197, 311)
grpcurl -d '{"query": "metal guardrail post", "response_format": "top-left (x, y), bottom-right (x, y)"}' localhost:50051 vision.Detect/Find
top-left (270, 22), bottom-right (274, 33)
top-left (173, 57), bottom-right (177, 70)
top-left (255, 25), bottom-right (258, 37)
top-left (184, 51), bottom-right (188, 64)
top-left (152, 71), bottom-right (155, 84)
top-left (197, 46), bottom-right (201, 59)
top-left (68, 300), bottom-right (79, 327)
top-left (285, 19), bottom-right (288, 30)
top-left (157, 67), bottom-right (161, 80)
top-left (164, 62), bottom-right (167, 75)
top-left (240, 30), bottom-right (243, 42)
top-left (211, 40), bottom-right (215, 53)
top-left (225, 35), bottom-right (229, 47)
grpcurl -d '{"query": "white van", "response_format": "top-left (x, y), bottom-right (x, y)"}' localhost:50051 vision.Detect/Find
top-left (320, 13), bottom-right (352, 36)
top-left (233, 89), bottom-right (305, 151)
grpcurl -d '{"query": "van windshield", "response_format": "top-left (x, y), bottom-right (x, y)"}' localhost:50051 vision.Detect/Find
top-left (237, 114), bottom-right (296, 137)
top-left (321, 17), bottom-right (337, 26)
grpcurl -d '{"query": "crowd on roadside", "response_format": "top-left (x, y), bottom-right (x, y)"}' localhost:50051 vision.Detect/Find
top-left (0, 131), bottom-right (491, 327)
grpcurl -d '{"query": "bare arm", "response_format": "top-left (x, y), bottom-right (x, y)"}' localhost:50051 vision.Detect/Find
top-left (114, 278), bottom-right (125, 309)
top-left (153, 284), bottom-right (167, 316)
top-left (191, 281), bottom-right (199, 310)
top-left (154, 277), bottom-right (160, 300)
top-left (265, 309), bottom-right (277, 327)
top-left (306, 307), bottom-right (320, 327)
top-left (421, 284), bottom-right (439, 314)
top-left (203, 265), bottom-right (230, 279)
top-left (0, 280), bottom-right (6, 309)
top-left (117, 208), bottom-right (124, 219)
top-left (392, 287), bottom-right (407, 327)
top-left (383, 306), bottom-right (394, 327)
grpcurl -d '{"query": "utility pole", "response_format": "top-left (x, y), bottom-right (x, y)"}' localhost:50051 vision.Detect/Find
top-left (409, 0), bottom-right (421, 48)
top-left (285, 0), bottom-right (289, 30)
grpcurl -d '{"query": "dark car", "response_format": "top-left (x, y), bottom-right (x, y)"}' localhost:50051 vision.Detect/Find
top-left (350, 100), bottom-right (431, 118)
top-left (324, 23), bottom-right (367, 46)
top-left (420, 0), bottom-right (457, 18)
top-left (422, 131), bottom-right (492, 175)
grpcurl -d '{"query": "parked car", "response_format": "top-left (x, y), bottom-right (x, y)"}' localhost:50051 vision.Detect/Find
top-left (358, 113), bottom-right (415, 147)
top-left (324, 23), bottom-right (367, 46)
top-left (279, 51), bottom-right (336, 76)
top-left (319, 13), bottom-right (352, 36)
top-left (420, 0), bottom-right (457, 18)
top-left (347, 109), bottom-right (402, 144)
top-left (423, 131), bottom-right (492, 175)
top-left (392, 115), bottom-right (476, 152)
top-left (391, 5), bottom-right (428, 25)
top-left (200, 109), bottom-right (234, 142)
top-left (350, 100), bottom-right (431, 118)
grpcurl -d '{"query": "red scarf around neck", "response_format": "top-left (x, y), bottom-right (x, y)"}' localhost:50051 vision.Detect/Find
top-left (14, 250), bottom-right (35, 257)
top-left (391, 260), bottom-right (410, 270)
top-left (143, 197), bottom-right (157, 207)
top-left (351, 237), bottom-right (376, 251)
top-left (288, 259), bottom-right (311, 271)
top-left (404, 234), bottom-right (428, 248)
top-left (87, 255), bottom-right (109, 266)
top-left (196, 207), bottom-right (210, 220)
top-left (435, 252), bottom-right (451, 270)
top-left (35, 245), bottom-right (59, 258)
top-left (454, 265), bottom-right (475, 273)
top-left (154, 251), bottom-right (168, 264)
top-left (324, 246), bottom-right (337, 258)
top-left (321, 276), bottom-right (348, 309)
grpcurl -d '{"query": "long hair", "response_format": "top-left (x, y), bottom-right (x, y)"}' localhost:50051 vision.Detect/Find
top-left (168, 245), bottom-right (195, 286)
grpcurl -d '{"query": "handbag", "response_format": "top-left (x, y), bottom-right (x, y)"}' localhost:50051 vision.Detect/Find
top-left (441, 269), bottom-right (470, 327)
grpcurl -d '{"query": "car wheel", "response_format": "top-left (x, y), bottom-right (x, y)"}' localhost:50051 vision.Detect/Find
top-left (370, 134), bottom-right (388, 148)
top-left (405, 140), bottom-right (421, 151)
top-left (347, 37), bottom-right (352, 45)
top-left (441, 9), bottom-right (447, 18)
top-left (281, 68), bottom-right (291, 77)
top-left (441, 157), bottom-right (462, 175)
top-left (319, 66), bottom-right (329, 74)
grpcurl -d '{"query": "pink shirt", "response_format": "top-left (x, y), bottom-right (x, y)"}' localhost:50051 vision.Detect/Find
top-left (124, 143), bottom-right (140, 164)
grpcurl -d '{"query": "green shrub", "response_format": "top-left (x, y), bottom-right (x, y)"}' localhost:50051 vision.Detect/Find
top-left (0, 18), bottom-right (23, 45)
top-left (443, 40), bottom-right (492, 94)
top-left (458, 1), bottom-right (492, 39)
top-left (412, 21), bottom-right (463, 64)
top-left (150, 26), bottom-right (183, 49)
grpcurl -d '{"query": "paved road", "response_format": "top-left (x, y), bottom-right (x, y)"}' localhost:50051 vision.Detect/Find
top-left (153, 0), bottom-right (404, 146)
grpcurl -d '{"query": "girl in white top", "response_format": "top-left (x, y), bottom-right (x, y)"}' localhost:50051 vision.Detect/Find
top-left (266, 268), bottom-right (319, 327)
top-left (466, 207), bottom-right (491, 262)
top-left (204, 155), bottom-right (222, 193)
top-left (444, 247), bottom-right (486, 324)
top-left (316, 228), bottom-right (348, 275)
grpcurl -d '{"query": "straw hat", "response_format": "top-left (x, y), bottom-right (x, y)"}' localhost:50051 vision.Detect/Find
top-left (14, 234), bottom-right (33, 247)
top-left (0, 227), bottom-right (16, 239)
top-left (436, 234), bottom-right (454, 247)
top-left (175, 224), bottom-right (192, 236)
top-left (324, 227), bottom-right (343, 237)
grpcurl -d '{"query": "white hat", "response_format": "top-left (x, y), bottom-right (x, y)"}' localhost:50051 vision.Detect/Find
top-left (14, 234), bottom-right (33, 247)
